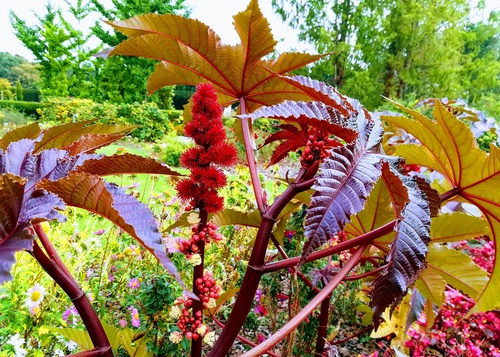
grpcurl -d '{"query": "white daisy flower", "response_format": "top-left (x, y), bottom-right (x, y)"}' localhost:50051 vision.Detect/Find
top-left (25, 283), bottom-right (46, 309)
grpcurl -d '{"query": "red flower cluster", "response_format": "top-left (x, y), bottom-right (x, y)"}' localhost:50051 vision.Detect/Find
top-left (178, 222), bottom-right (224, 257)
top-left (176, 83), bottom-right (237, 213)
top-left (301, 127), bottom-right (340, 169)
top-left (453, 237), bottom-right (494, 274)
top-left (404, 288), bottom-right (500, 357)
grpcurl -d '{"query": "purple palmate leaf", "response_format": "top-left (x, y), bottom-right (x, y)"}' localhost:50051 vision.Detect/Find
top-left (369, 171), bottom-right (431, 328)
top-left (0, 173), bottom-right (66, 284)
top-left (301, 111), bottom-right (384, 264)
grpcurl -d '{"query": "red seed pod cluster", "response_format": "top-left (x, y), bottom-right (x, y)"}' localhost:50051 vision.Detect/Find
top-left (301, 127), bottom-right (340, 169)
top-left (178, 222), bottom-right (223, 256)
top-left (175, 83), bottom-right (237, 213)
top-left (176, 307), bottom-right (203, 340)
top-left (196, 271), bottom-right (221, 308)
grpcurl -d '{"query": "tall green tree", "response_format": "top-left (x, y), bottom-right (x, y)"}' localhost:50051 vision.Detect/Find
top-left (9, 3), bottom-right (96, 98)
top-left (272, 0), bottom-right (500, 111)
top-left (89, 0), bottom-right (187, 107)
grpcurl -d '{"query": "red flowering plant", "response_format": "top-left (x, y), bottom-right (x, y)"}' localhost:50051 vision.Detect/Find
top-left (170, 83), bottom-right (236, 352)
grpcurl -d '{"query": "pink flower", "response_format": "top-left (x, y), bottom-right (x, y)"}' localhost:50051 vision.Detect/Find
top-left (119, 319), bottom-right (127, 327)
top-left (130, 307), bottom-right (140, 327)
top-left (127, 278), bottom-right (140, 289)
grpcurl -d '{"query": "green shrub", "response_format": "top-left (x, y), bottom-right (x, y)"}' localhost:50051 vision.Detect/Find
top-left (37, 98), bottom-right (175, 142)
top-left (153, 132), bottom-right (194, 167)
top-left (22, 88), bottom-right (41, 102)
top-left (0, 100), bottom-right (42, 117)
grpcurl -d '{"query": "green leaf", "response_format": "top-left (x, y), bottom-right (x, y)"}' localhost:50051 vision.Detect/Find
top-left (34, 121), bottom-right (137, 153)
top-left (425, 244), bottom-right (489, 299)
top-left (430, 212), bottom-right (489, 243)
top-left (75, 153), bottom-right (183, 177)
top-left (212, 208), bottom-right (262, 228)
top-left (204, 287), bottom-right (240, 316)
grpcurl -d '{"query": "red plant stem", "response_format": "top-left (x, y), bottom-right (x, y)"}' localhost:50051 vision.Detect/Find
top-left (263, 220), bottom-right (396, 273)
top-left (270, 234), bottom-right (320, 294)
top-left (211, 316), bottom-right (281, 357)
top-left (330, 324), bottom-right (374, 345)
top-left (240, 244), bottom-right (368, 357)
top-left (239, 97), bottom-right (266, 213)
top-left (440, 186), bottom-right (460, 202)
top-left (314, 292), bottom-right (331, 356)
top-left (34, 223), bottom-right (74, 279)
top-left (208, 179), bottom-right (315, 357)
top-left (343, 265), bottom-right (386, 281)
top-left (31, 240), bottom-right (112, 356)
top-left (191, 209), bottom-right (208, 357)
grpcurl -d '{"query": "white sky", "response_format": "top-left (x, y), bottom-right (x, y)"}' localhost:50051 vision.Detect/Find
top-left (1, 0), bottom-right (498, 62)
top-left (0, 0), bottom-right (313, 62)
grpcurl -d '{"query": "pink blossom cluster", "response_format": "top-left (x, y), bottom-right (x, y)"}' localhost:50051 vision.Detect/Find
top-left (404, 288), bottom-right (500, 356)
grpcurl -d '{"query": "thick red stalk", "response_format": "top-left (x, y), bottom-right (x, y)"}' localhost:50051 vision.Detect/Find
top-left (208, 178), bottom-right (315, 356)
top-left (31, 230), bottom-right (111, 356)
top-left (191, 210), bottom-right (208, 357)
top-left (240, 244), bottom-right (368, 356)
top-left (315, 292), bottom-right (332, 356)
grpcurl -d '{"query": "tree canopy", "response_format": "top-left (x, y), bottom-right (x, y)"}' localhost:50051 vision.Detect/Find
top-left (272, 0), bottom-right (500, 114)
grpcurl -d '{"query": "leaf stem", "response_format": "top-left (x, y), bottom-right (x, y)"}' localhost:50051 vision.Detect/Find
top-left (31, 233), bottom-right (111, 356)
top-left (239, 97), bottom-right (267, 213)
top-left (314, 292), bottom-right (332, 356)
top-left (239, 244), bottom-right (368, 356)
top-left (263, 220), bottom-right (396, 273)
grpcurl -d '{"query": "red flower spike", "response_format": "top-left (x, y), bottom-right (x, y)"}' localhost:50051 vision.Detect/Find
top-left (191, 167), bottom-right (227, 190)
top-left (175, 82), bottom-right (237, 214)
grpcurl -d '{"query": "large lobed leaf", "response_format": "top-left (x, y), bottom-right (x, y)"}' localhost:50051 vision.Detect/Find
top-left (301, 111), bottom-right (383, 263)
top-left (383, 100), bottom-right (500, 314)
top-left (105, 0), bottom-right (328, 113)
top-left (369, 172), bottom-right (431, 327)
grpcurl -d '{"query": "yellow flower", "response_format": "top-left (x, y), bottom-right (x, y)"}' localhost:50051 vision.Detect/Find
top-left (207, 298), bottom-right (217, 309)
top-left (196, 324), bottom-right (207, 335)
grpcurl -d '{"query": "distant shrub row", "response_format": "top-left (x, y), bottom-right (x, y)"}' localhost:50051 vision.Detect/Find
top-left (37, 98), bottom-right (183, 142)
top-left (0, 100), bottom-right (43, 117)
